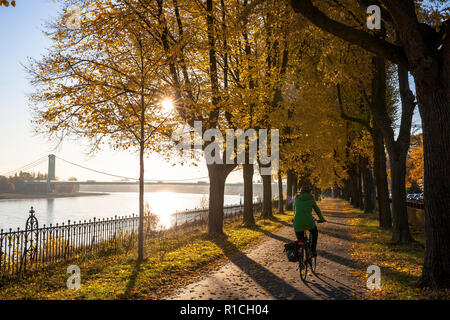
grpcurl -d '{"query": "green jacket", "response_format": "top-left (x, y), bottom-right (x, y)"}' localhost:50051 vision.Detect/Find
top-left (293, 192), bottom-right (324, 232)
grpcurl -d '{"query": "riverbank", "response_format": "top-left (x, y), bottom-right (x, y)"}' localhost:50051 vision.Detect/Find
top-left (0, 192), bottom-right (108, 200)
top-left (0, 211), bottom-right (293, 299)
top-left (81, 183), bottom-right (284, 198)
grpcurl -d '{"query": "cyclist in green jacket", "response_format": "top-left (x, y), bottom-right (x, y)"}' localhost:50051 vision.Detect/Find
top-left (293, 186), bottom-right (326, 256)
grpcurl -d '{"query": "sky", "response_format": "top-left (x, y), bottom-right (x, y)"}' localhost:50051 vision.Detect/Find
top-left (0, 0), bottom-right (238, 183)
top-left (0, 0), bottom-right (422, 183)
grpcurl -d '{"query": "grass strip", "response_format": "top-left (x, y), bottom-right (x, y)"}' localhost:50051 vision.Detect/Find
top-left (0, 211), bottom-right (293, 300)
top-left (347, 205), bottom-right (450, 300)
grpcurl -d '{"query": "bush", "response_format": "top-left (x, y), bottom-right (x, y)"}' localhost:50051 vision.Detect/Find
top-left (0, 176), bottom-right (14, 193)
top-left (144, 202), bottom-right (160, 230)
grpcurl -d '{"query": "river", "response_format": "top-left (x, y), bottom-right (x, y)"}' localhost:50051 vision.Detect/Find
top-left (0, 192), bottom-right (245, 231)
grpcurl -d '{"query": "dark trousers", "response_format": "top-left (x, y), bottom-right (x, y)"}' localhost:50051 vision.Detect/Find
top-left (296, 227), bottom-right (318, 252)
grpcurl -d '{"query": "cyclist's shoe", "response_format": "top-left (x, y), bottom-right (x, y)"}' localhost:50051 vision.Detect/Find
top-left (311, 249), bottom-right (317, 257)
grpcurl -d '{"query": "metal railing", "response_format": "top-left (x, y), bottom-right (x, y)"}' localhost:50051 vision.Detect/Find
top-left (0, 201), bottom-right (263, 279)
top-left (406, 200), bottom-right (424, 209)
top-left (376, 197), bottom-right (425, 210)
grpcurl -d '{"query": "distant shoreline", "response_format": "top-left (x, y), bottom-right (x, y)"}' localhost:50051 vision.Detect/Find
top-left (0, 192), bottom-right (109, 200)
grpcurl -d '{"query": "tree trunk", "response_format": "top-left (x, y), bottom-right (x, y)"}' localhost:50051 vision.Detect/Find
top-left (278, 170), bottom-right (284, 213)
top-left (137, 142), bottom-right (145, 262)
top-left (137, 87), bottom-right (146, 262)
top-left (207, 163), bottom-right (235, 235)
top-left (349, 164), bottom-right (360, 208)
top-left (372, 126), bottom-right (392, 228)
top-left (313, 187), bottom-right (320, 201)
top-left (371, 56), bottom-right (414, 241)
top-left (286, 169), bottom-right (293, 210)
top-left (260, 165), bottom-right (273, 218)
top-left (241, 0), bottom-right (256, 228)
top-left (342, 179), bottom-right (350, 201)
top-left (368, 167), bottom-right (376, 213)
top-left (358, 157), bottom-right (364, 211)
top-left (292, 172), bottom-right (298, 195)
top-left (334, 186), bottom-right (342, 198)
top-left (379, 62), bottom-right (414, 244)
top-left (387, 144), bottom-right (413, 243)
top-left (243, 163), bottom-right (255, 226)
top-left (362, 157), bottom-right (376, 213)
top-left (415, 78), bottom-right (450, 288)
top-left (338, 187), bottom-right (343, 199)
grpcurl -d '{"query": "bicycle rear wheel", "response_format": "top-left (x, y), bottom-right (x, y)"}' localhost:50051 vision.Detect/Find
top-left (298, 246), bottom-right (308, 281)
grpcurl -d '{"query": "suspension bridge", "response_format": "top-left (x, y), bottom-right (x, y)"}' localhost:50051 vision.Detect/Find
top-left (1, 154), bottom-right (211, 192)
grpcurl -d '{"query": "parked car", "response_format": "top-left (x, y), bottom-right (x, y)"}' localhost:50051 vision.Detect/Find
top-left (419, 193), bottom-right (424, 201)
top-left (413, 194), bottom-right (421, 200)
top-left (407, 194), bottom-right (415, 200)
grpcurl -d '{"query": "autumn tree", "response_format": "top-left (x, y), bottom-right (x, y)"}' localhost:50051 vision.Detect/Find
top-left (219, 0), bottom-right (260, 226)
top-left (296, 2), bottom-right (412, 237)
top-left (289, 0), bottom-right (450, 289)
top-left (406, 133), bottom-right (424, 191)
top-left (213, 0), bottom-right (293, 221)
top-left (317, 22), bottom-right (393, 223)
top-left (122, 0), bottom-right (256, 235)
top-left (274, 55), bottom-right (349, 205)
top-left (28, 0), bottom-right (174, 261)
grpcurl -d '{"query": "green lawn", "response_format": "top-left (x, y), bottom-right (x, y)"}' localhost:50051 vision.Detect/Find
top-left (0, 211), bottom-right (293, 300)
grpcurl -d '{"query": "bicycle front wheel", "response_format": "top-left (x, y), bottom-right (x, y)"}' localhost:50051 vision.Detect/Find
top-left (309, 255), bottom-right (317, 274)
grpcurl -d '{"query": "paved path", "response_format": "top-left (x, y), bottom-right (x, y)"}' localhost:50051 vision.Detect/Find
top-left (165, 198), bottom-right (365, 300)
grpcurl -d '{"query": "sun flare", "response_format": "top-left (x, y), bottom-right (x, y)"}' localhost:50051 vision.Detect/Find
top-left (161, 98), bottom-right (174, 114)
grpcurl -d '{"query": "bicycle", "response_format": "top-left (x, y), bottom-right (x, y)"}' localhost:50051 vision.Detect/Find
top-left (297, 219), bottom-right (325, 282)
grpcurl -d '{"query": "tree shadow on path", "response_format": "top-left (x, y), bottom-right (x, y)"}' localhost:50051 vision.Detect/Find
top-left (317, 249), bottom-right (360, 270)
top-left (303, 272), bottom-right (360, 300)
top-left (324, 220), bottom-right (354, 227)
top-left (252, 225), bottom-right (293, 243)
top-left (211, 235), bottom-right (311, 300)
top-left (320, 229), bottom-right (363, 243)
top-left (303, 280), bottom-right (356, 300)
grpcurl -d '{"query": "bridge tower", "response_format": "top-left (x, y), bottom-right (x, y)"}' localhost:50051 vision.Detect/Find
top-left (47, 154), bottom-right (56, 193)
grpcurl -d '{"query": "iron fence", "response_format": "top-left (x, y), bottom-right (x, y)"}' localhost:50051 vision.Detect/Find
top-left (406, 200), bottom-right (424, 209)
top-left (375, 197), bottom-right (425, 210)
top-left (0, 201), bottom-right (263, 279)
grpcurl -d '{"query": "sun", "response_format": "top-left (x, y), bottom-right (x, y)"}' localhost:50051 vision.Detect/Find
top-left (161, 98), bottom-right (174, 114)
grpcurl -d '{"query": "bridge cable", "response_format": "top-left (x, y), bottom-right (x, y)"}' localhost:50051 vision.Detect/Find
top-left (55, 156), bottom-right (210, 182)
top-left (0, 156), bottom-right (48, 177)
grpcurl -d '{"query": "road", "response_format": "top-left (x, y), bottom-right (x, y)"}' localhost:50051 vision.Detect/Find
top-left (165, 198), bottom-right (365, 300)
